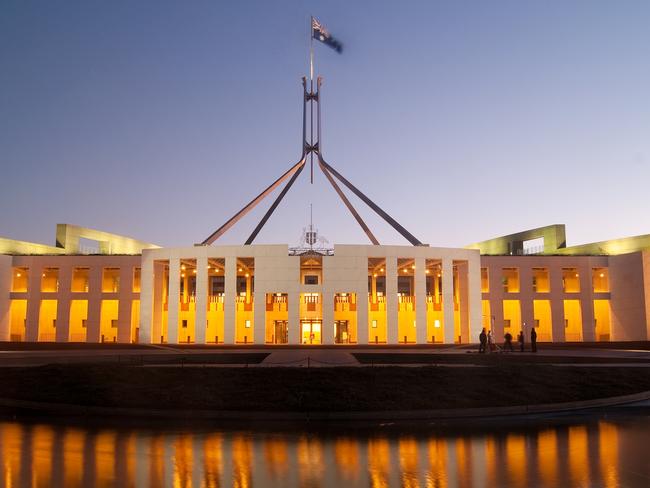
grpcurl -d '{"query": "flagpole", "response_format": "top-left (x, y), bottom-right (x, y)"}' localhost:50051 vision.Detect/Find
top-left (309, 16), bottom-right (314, 184)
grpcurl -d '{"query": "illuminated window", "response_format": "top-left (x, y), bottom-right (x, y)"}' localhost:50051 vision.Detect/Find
top-left (592, 268), bottom-right (609, 292)
top-left (11, 267), bottom-right (29, 292)
top-left (481, 268), bottom-right (489, 292)
top-left (102, 268), bottom-right (120, 293)
top-left (71, 268), bottom-right (89, 292)
top-left (532, 268), bottom-right (550, 293)
top-left (502, 268), bottom-right (519, 293)
top-left (132, 268), bottom-right (141, 292)
top-left (41, 268), bottom-right (59, 292)
top-left (562, 268), bottom-right (580, 293)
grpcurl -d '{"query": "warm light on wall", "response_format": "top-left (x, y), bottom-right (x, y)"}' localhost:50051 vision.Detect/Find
top-left (434, 320), bottom-right (441, 328)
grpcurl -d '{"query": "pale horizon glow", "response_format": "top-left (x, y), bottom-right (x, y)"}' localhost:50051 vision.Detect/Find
top-left (1, 1), bottom-right (649, 249)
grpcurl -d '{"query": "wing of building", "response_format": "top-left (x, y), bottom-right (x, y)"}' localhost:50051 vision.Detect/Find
top-left (1, 223), bottom-right (649, 344)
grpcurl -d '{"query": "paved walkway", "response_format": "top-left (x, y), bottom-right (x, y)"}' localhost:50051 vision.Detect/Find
top-left (0, 343), bottom-right (648, 367)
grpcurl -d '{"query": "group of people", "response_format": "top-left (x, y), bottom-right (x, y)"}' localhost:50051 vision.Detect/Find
top-left (478, 326), bottom-right (537, 353)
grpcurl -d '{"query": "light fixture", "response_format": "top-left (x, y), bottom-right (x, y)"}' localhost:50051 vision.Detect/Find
top-left (181, 265), bottom-right (186, 270)
top-left (403, 269), bottom-right (408, 273)
top-left (380, 268), bottom-right (384, 272)
top-left (193, 269), bottom-right (197, 274)
top-left (238, 268), bottom-right (243, 272)
top-left (16, 273), bottom-right (21, 277)
top-left (575, 273), bottom-right (579, 277)
top-left (437, 273), bottom-right (441, 277)
top-left (425, 269), bottom-right (430, 274)
top-left (373, 273), bottom-right (377, 277)
top-left (245, 273), bottom-right (249, 278)
top-left (600, 273), bottom-right (605, 278)
top-left (411, 265), bottom-right (415, 269)
top-left (181, 273), bottom-right (185, 278)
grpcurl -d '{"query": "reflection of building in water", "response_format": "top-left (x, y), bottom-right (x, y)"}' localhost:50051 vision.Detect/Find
top-left (368, 437), bottom-right (391, 488)
top-left (264, 438), bottom-right (289, 478)
top-left (297, 436), bottom-right (324, 485)
top-left (428, 437), bottom-right (448, 488)
top-left (333, 437), bottom-right (360, 481)
top-left (399, 437), bottom-right (419, 488)
top-left (203, 433), bottom-right (223, 488)
top-left (0, 421), bottom-right (634, 487)
top-left (231, 435), bottom-right (253, 488)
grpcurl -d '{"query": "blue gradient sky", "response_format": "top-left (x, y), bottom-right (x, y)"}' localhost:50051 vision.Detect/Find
top-left (2, 1), bottom-right (649, 248)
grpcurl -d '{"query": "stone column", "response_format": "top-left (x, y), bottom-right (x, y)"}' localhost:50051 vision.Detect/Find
top-left (356, 286), bottom-right (369, 345)
top-left (442, 258), bottom-right (455, 344)
top-left (223, 256), bottom-right (237, 344)
top-left (322, 291), bottom-right (334, 344)
top-left (467, 254), bottom-right (483, 345)
top-left (457, 261), bottom-right (470, 343)
top-left (117, 266), bottom-right (133, 343)
top-left (139, 254), bottom-right (154, 344)
top-left (55, 265), bottom-right (72, 342)
top-left (385, 256), bottom-right (398, 344)
top-left (519, 265), bottom-right (534, 343)
top-left (288, 291), bottom-right (300, 344)
top-left (86, 266), bottom-right (102, 343)
top-left (152, 261), bottom-right (165, 343)
top-left (415, 257), bottom-right (427, 344)
top-left (253, 284), bottom-right (266, 345)
top-left (578, 263), bottom-right (595, 341)
top-left (167, 258), bottom-right (180, 344)
top-left (550, 267), bottom-right (566, 342)
top-left (25, 260), bottom-right (41, 342)
top-left (195, 256), bottom-right (208, 344)
top-left (0, 256), bottom-right (11, 341)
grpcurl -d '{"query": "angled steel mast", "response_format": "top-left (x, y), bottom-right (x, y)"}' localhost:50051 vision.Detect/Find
top-left (200, 21), bottom-right (423, 247)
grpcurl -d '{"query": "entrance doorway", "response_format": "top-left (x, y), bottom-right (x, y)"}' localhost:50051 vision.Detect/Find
top-left (301, 320), bottom-right (321, 344)
top-left (273, 320), bottom-right (288, 344)
top-left (334, 320), bottom-right (349, 344)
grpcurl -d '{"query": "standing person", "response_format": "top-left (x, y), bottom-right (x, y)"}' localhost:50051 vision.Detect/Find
top-left (504, 332), bottom-right (514, 352)
top-left (518, 328), bottom-right (525, 352)
top-left (479, 328), bottom-right (487, 353)
top-left (531, 327), bottom-right (537, 352)
top-left (487, 330), bottom-right (495, 352)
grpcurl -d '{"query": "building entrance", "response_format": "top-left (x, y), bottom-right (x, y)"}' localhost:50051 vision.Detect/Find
top-left (334, 320), bottom-right (350, 344)
top-left (301, 320), bottom-right (321, 344)
top-left (273, 320), bottom-right (288, 344)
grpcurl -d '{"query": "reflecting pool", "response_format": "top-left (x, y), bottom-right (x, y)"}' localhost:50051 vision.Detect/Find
top-left (0, 413), bottom-right (648, 487)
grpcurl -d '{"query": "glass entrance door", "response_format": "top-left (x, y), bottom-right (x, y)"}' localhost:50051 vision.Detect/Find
top-left (301, 321), bottom-right (321, 344)
top-left (274, 320), bottom-right (288, 344)
top-left (334, 320), bottom-right (349, 344)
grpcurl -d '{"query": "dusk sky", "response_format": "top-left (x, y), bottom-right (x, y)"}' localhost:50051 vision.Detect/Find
top-left (2, 1), bottom-right (649, 249)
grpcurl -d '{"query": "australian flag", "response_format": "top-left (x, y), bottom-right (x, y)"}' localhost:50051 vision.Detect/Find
top-left (312, 17), bottom-right (343, 53)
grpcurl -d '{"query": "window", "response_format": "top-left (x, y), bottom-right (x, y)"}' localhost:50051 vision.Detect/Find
top-left (481, 268), bottom-right (489, 292)
top-left (562, 268), bottom-right (580, 293)
top-left (111, 319), bottom-right (118, 328)
top-left (132, 268), bottom-right (141, 292)
top-left (41, 268), bottom-right (59, 293)
top-left (82, 319), bottom-right (87, 328)
top-left (502, 268), bottom-right (519, 293)
top-left (102, 268), bottom-right (120, 293)
top-left (245, 320), bottom-right (251, 328)
top-left (72, 268), bottom-right (90, 292)
top-left (592, 268), bottom-right (609, 292)
top-left (532, 268), bottom-right (550, 293)
top-left (182, 319), bottom-right (188, 329)
top-left (304, 275), bottom-right (319, 285)
top-left (504, 319), bottom-right (511, 328)
top-left (11, 267), bottom-right (29, 292)
top-left (371, 320), bottom-right (378, 328)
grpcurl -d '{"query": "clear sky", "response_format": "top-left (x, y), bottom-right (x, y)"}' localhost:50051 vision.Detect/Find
top-left (2, 0), bottom-right (649, 249)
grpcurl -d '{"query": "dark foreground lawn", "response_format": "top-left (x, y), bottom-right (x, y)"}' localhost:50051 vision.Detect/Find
top-left (1, 364), bottom-right (649, 412)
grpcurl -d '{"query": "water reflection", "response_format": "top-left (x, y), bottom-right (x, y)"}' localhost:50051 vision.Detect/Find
top-left (0, 415), bottom-right (648, 487)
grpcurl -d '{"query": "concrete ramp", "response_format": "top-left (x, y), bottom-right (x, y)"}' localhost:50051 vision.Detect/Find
top-left (261, 350), bottom-right (359, 367)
